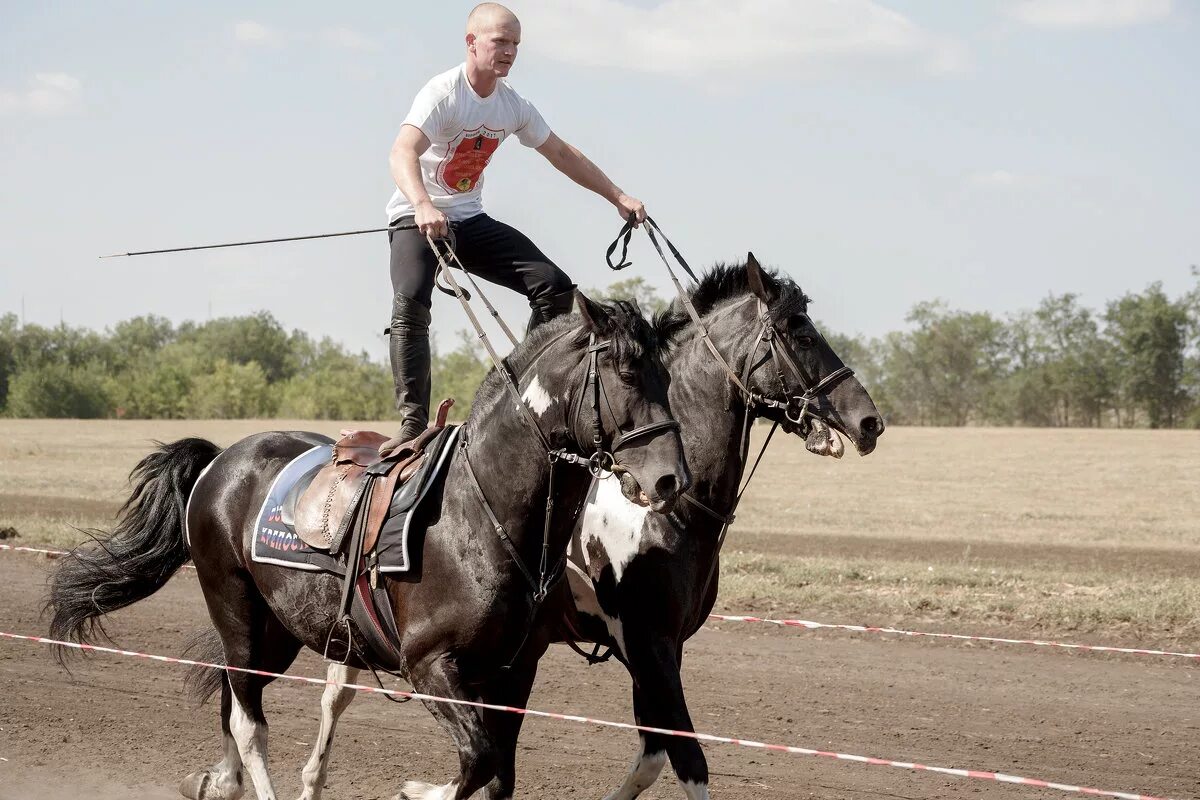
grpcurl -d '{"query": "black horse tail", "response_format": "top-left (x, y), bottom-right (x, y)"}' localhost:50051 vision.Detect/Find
top-left (46, 437), bottom-right (222, 664)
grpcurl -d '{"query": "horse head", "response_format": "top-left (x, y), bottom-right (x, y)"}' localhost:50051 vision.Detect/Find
top-left (660, 257), bottom-right (884, 457)
top-left (502, 292), bottom-right (689, 513)
top-left (741, 254), bottom-right (884, 456)
top-left (572, 293), bottom-right (690, 512)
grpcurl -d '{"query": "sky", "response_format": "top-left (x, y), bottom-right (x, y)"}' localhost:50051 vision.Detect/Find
top-left (2, 0), bottom-right (1197, 361)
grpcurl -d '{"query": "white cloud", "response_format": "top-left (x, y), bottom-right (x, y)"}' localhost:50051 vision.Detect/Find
top-left (1007, 0), bottom-right (1172, 29)
top-left (232, 20), bottom-right (283, 46)
top-left (518, 0), bottom-right (967, 80)
top-left (0, 72), bottom-right (82, 116)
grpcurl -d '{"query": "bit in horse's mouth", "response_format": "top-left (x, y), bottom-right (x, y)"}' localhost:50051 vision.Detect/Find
top-left (805, 418), bottom-right (845, 459)
top-left (618, 471), bottom-right (653, 508)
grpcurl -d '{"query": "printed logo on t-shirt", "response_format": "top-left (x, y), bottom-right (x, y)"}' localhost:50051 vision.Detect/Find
top-left (437, 126), bottom-right (503, 194)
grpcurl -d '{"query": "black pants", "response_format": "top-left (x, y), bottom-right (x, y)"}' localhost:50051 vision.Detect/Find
top-left (388, 213), bottom-right (574, 309)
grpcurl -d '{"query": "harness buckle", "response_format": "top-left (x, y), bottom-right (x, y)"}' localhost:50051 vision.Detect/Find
top-left (588, 450), bottom-right (615, 478)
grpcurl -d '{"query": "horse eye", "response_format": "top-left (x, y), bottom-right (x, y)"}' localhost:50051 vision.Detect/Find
top-left (618, 370), bottom-right (637, 385)
top-left (795, 335), bottom-right (816, 349)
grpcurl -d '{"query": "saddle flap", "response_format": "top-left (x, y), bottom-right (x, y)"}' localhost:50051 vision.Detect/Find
top-left (294, 463), bottom-right (369, 550)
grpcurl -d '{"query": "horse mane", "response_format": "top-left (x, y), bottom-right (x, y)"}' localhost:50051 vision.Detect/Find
top-left (471, 298), bottom-right (663, 411)
top-left (655, 261), bottom-right (811, 342)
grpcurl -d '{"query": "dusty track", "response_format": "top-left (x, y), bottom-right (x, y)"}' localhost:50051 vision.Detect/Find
top-left (1, 553), bottom-right (1196, 800)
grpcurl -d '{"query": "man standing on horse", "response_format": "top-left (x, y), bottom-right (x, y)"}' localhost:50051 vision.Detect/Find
top-left (382, 2), bottom-right (647, 452)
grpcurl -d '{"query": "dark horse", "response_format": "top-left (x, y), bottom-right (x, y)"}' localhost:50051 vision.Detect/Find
top-left (47, 295), bottom-right (690, 800)
top-left (287, 258), bottom-right (884, 799)
top-left (561, 257), bottom-right (883, 800)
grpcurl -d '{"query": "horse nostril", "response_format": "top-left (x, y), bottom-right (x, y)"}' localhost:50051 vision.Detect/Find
top-left (861, 416), bottom-right (884, 436)
top-left (654, 475), bottom-right (679, 500)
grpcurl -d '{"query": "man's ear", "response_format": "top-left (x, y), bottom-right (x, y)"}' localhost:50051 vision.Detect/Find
top-left (575, 291), bottom-right (610, 333)
top-left (746, 252), bottom-right (777, 304)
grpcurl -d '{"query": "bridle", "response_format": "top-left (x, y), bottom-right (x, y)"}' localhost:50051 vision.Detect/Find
top-left (427, 235), bottom-right (680, 667)
top-left (605, 217), bottom-right (854, 548)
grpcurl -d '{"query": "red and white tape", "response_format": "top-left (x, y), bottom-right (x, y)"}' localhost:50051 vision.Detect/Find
top-left (4, 544), bottom-right (1195, 662)
top-left (0, 630), bottom-right (1173, 800)
top-left (706, 615), bottom-right (1200, 660)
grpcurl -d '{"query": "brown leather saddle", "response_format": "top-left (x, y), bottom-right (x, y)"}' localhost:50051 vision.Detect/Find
top-left (294, 399), bottom-right (454, 672)
top-left (294, 399), bottom-right (453, 557)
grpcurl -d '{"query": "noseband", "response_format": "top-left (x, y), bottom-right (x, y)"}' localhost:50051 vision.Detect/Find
top-left (580, 336), bottom-right (681, 477)
top-left (739, 299), bottom-right (855, 429)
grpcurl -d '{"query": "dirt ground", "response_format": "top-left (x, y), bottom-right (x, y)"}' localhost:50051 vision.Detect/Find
top-left (2, 422), bottom-right (1198, 798)
top-left (1, 552), bottom-right (1197, 800)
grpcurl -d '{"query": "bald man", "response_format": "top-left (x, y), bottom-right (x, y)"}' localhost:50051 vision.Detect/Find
top-left (381, 2), bottom-right (646, 451)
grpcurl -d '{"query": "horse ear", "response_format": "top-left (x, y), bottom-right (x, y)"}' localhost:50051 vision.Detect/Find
top-left (746, 252), bottom-right (776, 304)
top-left (575, 290), bottom-right (610, 333)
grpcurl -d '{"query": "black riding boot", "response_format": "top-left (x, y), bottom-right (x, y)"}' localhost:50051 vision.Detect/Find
top-left (526, 286), bottom-right (577, 332)
top-left (382, 293), bottom-right (433, 453)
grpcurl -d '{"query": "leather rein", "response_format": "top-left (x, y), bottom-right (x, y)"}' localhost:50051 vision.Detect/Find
top-left (605, 217), bottom-right (854, 572)
top-left (426, 235), bottom-right (680, 667)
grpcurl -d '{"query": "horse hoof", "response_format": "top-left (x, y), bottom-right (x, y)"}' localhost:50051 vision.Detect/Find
top-left (180, 768), bottom-right (242, 800)
top-left (397, 780), bottom-right (454, 800)
top-left (179, 770), bottom-right (212, 800)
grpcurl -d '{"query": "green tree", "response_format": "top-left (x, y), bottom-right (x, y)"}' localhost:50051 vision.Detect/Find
top-left (108, 315), bottom-right (175, 373)
top-left (0, 313), bottom-right (17, 412)
top-left (588, 277), bottom-right (668, 316)
top-left (178, 312), bottom-right (298, 383)
top-left (184, 360), bottom-right (275, 418)
top-left (6, 362), bottom-right (114, 418)
top-left (1104, 283), bottom-right (1190, 428)
top-left (432, 330), bottom-right (490, 420)
top-left (880, 301), bottom-right (1009, 426)
top-left (277, 340), bottom-right (395, 421)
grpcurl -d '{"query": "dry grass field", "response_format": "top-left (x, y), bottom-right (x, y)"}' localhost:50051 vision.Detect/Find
top-left (1, 420), bottom-right (1197, 646)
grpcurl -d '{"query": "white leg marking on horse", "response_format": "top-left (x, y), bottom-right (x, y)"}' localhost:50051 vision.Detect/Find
top-left (603, 744), bottom-right (667, 800)
top-left (679, 780), bottom-right (711, 800)
top-left (399, 780), bottom-right (458, 799)
top-left (180, 733), bottom-right (245, 800)
top-left (297, 664), bottom-right (359, 800)
top-left (229, 685), bottom-right (278, 800)
top-left (521, 376), bottom-right (555, 415)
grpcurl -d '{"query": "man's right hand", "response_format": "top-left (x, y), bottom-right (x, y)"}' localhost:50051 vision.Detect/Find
top-left (415, 201), bottom-right (449, 239)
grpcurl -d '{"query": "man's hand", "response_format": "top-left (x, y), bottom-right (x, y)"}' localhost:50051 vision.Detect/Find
top-left (415, 200), bottom-right (449, 239)
top-left (615, 193), bottom-right (646, 227)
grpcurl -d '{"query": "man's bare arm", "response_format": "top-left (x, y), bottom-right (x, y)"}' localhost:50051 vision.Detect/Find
top-left (389, 125), bottom-right (449, 237)
top-left (536, 132), bottom-right (646, 225)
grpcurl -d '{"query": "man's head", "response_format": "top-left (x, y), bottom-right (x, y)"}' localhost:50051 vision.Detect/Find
top-left (466, 3), bottom-right (521, 79)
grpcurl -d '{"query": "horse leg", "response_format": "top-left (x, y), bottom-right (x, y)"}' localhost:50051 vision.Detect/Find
top-left (478, 661), bottom-right (540, 800)
top-left (180, 681), bottom-right (246, 800)
top-left (398, 654), bottom-right (498, 800)
top-left (295, 663), bottom-right (360, 800)
top-left (601, 698), bottom-right (669, 800)
top-left (202, 573), bottom-right (303, 800)
top-left (617, 635), bottom-right (709, 800)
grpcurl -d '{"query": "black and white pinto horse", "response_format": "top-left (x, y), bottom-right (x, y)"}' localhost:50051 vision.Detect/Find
top-left (47, 296), bottom-right (690, 800)
top-left (288, 259), bottom-right (885, 798)
top-left (564, 258), bottom-right (884, 799)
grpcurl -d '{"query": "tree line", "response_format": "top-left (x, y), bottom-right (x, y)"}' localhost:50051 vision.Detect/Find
top-left (2, 272), bottom-right (1197, 427)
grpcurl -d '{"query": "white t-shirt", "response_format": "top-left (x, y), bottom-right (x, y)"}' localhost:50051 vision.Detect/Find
top-left (386, 64), bottom-right (552, 223)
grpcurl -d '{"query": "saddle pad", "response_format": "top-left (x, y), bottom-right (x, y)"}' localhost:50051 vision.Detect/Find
top-left (252, 426), bottom-right (461, 574)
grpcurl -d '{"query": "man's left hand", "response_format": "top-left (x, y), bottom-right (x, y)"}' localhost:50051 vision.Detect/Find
top-left (616, 193), bottom-right (646, 227)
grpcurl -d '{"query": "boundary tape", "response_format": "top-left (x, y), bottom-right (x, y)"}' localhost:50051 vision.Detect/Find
top-left (0, 630), bottom-right (1174, 800)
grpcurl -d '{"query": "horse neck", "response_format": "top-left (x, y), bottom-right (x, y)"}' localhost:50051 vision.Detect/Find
top-left (461, 338), bottom-right (591, 556)
top-left (668, 295), bottom-right (761, 509)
